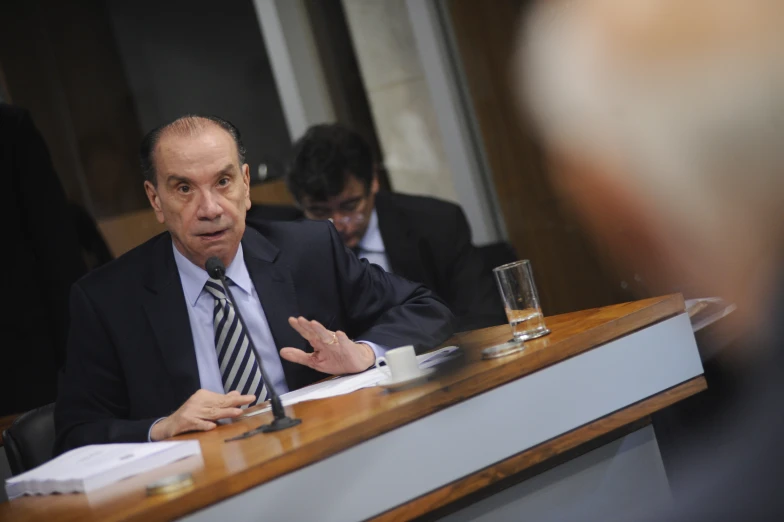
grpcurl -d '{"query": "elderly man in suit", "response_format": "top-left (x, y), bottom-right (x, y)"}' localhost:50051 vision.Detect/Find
top-left (54, 115), bottom-right (454, 453)
top-left (284, 123), bottom-right (506, 332)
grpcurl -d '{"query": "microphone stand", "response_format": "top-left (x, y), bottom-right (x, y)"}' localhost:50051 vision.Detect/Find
top-left (212, 269), bottom-right (301, 440)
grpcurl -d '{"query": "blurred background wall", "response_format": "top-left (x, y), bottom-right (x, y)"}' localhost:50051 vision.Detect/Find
top-left (343, 0), bottom-right (458, 204)
top-left (0, 0), bottom-right (644, 315)
top-left (107, 0), bottom-right (293, 186)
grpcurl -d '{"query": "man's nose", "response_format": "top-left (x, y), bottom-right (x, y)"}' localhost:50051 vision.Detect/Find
top-left (197, 191), bottom-right (223, 220)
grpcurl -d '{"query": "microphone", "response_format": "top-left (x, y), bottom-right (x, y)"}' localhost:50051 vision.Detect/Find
top-left (205, 256), bottom-right (301, 437)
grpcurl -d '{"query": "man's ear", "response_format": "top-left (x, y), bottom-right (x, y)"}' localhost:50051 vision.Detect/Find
top-left (144, 180), bottom-right (165, 224)
top-left (371, 168), bottom-right (380, 195)
top-left (242, 163), bottom-right (251, 210)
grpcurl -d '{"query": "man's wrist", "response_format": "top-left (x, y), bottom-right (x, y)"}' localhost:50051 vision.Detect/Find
top-left (149, 417), bottom-right (170, 441)
top-left (356, 342), bottom-right (376, 370)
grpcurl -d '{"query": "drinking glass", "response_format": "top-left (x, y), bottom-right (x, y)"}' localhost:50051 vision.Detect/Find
top-left (493, 260), bottom-right (550, 342)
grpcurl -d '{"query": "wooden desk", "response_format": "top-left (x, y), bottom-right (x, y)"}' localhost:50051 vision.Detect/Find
top-left (0, 295), bottom-right (705, 521)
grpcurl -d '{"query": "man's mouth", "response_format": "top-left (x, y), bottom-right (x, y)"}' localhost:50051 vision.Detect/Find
top-left (198, 229), bottom-right (227, 239)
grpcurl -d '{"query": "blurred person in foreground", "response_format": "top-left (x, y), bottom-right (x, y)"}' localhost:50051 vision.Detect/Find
top-left (285, 123), bottom-right (506, 331)
top-left (521, 0), bottom-right (784, 520)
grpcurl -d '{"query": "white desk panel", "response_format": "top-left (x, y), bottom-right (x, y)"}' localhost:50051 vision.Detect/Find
top-left (183, 313), bottom-right (702, 522)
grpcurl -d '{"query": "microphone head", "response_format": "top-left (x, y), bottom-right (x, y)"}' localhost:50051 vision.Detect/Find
top-left (205, 257), bottom-right (226, 279)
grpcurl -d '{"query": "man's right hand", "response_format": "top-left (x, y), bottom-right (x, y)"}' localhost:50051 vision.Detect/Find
top-left (150, 389), bottom-right (256, 441)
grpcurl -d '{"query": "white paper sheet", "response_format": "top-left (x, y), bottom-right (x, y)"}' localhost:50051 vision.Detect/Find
top-left (241, 345), bottom-right (461, 418)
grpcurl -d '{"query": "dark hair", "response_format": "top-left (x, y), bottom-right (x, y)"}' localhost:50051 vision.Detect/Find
top-left (139, 114), bottom-right (247, 185)
top-left (286, 123), bottom-right (373, 202)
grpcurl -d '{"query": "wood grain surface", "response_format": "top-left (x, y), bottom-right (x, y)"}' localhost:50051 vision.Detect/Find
top-left (0, 295), bottom-right (693, 522)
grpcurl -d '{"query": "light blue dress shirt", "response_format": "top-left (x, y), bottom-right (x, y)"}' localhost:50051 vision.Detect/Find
top-left (357, 210), bottom-right (391, 272)
top-left (172, 243), bottom-right (290, 395)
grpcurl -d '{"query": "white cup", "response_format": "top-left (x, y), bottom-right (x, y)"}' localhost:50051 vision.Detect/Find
top-left (375, 345), bottom-right (421, 382)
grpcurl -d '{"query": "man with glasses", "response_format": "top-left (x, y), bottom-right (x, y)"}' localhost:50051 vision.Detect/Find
top-left (285, 123), bottom-right (505, 331)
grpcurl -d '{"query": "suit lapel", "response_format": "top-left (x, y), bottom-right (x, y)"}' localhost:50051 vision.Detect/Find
top-left (142, 235), bottom-right (200, 402)
top-left (375, 192), bottom-right (430, 285)
top-left (241, 227), bottom-right (307, 387)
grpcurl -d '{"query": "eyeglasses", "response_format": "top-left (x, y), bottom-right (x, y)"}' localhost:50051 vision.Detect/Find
top-left (305, 193), bottom-right (369, 225)
top-left (328, 213), bottom-right (367, 226)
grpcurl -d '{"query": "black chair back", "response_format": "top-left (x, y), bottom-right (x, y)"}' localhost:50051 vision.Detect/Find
top-left (2, 403), bottom-right (56, 475)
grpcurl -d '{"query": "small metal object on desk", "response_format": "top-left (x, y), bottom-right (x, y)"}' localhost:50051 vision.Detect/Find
top-left (481, 340), bottom-right (526, 360)
top-left (145, 472), bottom-right (194, 496)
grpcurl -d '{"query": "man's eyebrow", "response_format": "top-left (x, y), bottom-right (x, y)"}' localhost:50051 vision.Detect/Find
top-left (165, 174), bottom-right (193, 186)
top-left (164, 164), bottom-right (236, 186)
top-left (215, 164), bottom-right (235, 177)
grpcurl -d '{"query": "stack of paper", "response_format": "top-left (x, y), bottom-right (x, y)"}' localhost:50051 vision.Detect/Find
top-left (5, 440), bottom-right (201, 500)
top-left (243, 345), bottom-right (462, 418)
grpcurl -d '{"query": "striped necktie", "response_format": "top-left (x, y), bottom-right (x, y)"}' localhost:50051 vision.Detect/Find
top-left (204, 278), bottom-right (268, 405)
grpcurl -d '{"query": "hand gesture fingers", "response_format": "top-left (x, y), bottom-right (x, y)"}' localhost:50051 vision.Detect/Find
top-left (191, 419), bottom-right (217, 432)
top-left (283, 317), bottom-right (375, 375)
top-left (309, 319), bottom-right (339, 345)
top-left (288, 317), bottom-right (320, 345)
top-left (217, 392), bottom-right (256, 409)
top-left (195, 391), bottom-right (255, 420)
top-left (150, 389), bottom-right (256, 441)
top-left (280, 346), bottom-right (316, 368)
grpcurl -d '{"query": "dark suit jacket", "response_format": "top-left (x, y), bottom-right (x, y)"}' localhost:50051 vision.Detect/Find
top-left (244, 192), bottom-right (506, 330)
top-left (246, 202), bottom-right (304, 222)
top-left (374, 191), bottom-right (506, 331)
top-left (3, 104), bottom-right (87, 416)
top-left (54, 218), bottom-right (454, 453)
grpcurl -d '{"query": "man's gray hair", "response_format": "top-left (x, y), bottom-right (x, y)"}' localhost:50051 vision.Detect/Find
top-left (139, 115), bottom-right (247, 185)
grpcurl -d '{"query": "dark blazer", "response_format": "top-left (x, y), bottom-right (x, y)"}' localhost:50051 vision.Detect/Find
top-left (3, 104), bottom-right (87, 416)
top-left (246, 202), bottom-right (304, 222)
top-left (244, 192), bottom-right (506, 330)
top-left (374, 191), bottom-right (506, 331)
top-left (54, 218), bottom-right (454, 453)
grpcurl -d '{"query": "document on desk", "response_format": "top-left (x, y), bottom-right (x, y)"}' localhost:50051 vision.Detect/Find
top-left (242, 345), bottom-right (461, 418)
top-left (5, 440), bottom-right (201, 500)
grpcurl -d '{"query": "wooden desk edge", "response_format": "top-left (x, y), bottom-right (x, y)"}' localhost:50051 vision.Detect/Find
top-left (0, 295), bottom-right (689, 521)
top-left (128, 295), bottom-right (691, 522)
top-left (371, 376), bottom-right (707, 522)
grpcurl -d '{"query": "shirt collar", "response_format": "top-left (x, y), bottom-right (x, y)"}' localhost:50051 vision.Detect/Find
top-left (358, 209), bottom-right (385, 253)
top-left (172, 243), bottom-right (254, 307)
